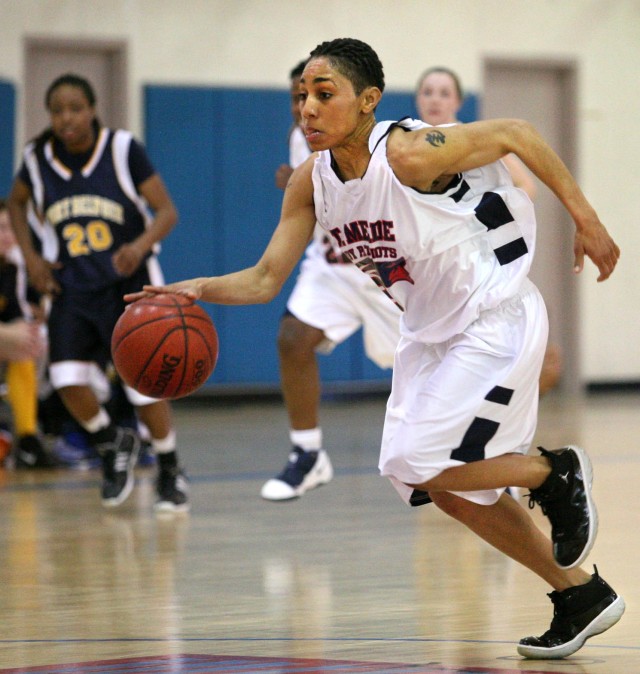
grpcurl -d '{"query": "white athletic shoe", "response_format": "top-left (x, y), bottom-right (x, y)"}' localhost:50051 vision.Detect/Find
top-left (261, 447), bottom-right (333, 501)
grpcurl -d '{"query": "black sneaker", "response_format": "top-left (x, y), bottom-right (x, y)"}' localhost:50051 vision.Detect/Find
top-left (518, 566), bottom-right (625, 659)
top-left (99, 428), bottom-right (140, 507)
top-left (260, 446), bottom-right (333, 501)
top-left (155, 466), bottom-right (190, 513)
top-left (15, 434), bottom-right (59, 469)
top-left (528, 446), bottom-right (597, 569)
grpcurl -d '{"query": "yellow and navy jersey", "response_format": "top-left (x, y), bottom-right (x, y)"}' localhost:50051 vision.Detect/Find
top-left (18, 128), bottom-right (156, 292)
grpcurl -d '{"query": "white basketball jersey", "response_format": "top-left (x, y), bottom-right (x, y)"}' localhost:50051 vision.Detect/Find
top-left (312, 119), bottom-right (537, 343)
top-left (290, 121), bottom-right (345, 264)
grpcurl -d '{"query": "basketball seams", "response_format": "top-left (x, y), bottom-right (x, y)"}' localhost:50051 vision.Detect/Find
top-left (185, 325), bottom-right (217, 361)
top-left (112, 314), bottom-right (189, 350)
top-left (132, 326), bottom-right (189, 397)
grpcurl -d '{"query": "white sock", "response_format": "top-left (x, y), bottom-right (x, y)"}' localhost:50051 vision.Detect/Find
top-left (290, 428), bottom-right (322, 451)
top-left (81, 408), bottom-right (111, 433)
top-left (152, 429), bottom-right (176, 454)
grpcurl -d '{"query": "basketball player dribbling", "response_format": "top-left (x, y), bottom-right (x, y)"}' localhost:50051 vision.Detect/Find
top-left (127, 38), bottom-right (624, 658)
top-left (263, 62), bottom-right (562, 504)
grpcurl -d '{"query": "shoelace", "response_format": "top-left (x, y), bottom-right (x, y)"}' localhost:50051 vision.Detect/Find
top-left (531, 495), bottom-right (578, 539)
top-left (550, 566), bottom-right (601, 619)
top-left (532, 487), bottom-right (580, 528)
top-left (527, 492), bottom-right (545, 513)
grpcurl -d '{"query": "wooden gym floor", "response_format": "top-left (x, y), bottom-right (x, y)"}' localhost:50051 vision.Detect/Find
top-left (0, 390), bottom-right (638, 673)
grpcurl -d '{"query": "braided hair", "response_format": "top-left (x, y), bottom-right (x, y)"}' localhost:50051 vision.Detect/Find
top-left (308, 38), bottom-right (385, 95)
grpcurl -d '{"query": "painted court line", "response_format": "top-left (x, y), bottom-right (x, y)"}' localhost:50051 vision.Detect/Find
top-left (0, 654), bottom-right (589, 673)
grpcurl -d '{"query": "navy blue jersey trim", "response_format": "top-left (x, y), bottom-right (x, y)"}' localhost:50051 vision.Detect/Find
top-left (449, 177), bottom-right (470, 202)
top-left (494, 237), bottom-right (528, 265)
top-left (485, 385), bottom-right (514, 406)
top-left (474, 192), bottom-right (514, 230)
top-left (450, 417), bottom-right (500, 463)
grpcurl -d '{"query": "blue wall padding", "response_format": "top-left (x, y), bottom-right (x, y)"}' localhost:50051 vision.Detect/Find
top-left (0, 80), bottom-right (16, 197)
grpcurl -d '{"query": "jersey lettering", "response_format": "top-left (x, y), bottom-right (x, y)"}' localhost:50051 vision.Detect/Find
top-left (46, 195), bottom-right (124, 228)
top-left (330, 219), bottom-right (396, 248)
top-left (331, 219), bottom-right (402, 271)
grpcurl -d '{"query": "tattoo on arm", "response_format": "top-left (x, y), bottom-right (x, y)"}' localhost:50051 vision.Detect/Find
top-left (424, 130), bottom-right (446, 147)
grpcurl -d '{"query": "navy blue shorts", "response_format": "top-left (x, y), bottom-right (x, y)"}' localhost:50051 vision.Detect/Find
top-left (48, 267), bottom-right (152, 366)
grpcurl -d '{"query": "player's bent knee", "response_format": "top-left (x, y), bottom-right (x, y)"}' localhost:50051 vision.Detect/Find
top-left (278, 316), bottom-right (325, 358)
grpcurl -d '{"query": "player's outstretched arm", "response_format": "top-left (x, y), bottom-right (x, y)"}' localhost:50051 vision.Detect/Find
top-left (490, 120), bottom-right (619, 281)
top-left (125, 159), bottom-right (317, 305)
top-left (391, 119), bottom-right (620, 282)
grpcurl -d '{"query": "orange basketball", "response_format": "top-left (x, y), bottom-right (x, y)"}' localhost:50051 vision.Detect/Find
top-left (111, 294), bottom-right (218, 399)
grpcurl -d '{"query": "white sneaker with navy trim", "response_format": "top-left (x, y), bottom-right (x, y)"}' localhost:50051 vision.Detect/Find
top-left (261, 447), bottom-right (333, 501)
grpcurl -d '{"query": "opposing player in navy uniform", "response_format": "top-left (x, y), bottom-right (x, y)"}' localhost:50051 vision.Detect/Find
top-left (8, 74), bottom-right (188, 511)
top-left (128, 39), bottom-right (624, 657)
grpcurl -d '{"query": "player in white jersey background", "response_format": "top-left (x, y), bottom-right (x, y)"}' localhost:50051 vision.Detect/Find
top-left (127, 38), bottom-right (623, 659)
top-left (262, 60), bottom-right (401, 501)
top-left (415, 65), bottom-right (562, 396)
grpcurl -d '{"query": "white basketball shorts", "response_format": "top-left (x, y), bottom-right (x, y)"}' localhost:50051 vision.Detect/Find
top-left (379, 279), bottom-right (548, 506)
top-left (286, 255), bottom-right (402, 369)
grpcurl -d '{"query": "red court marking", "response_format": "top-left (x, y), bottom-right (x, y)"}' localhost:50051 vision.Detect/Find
top-left (0, 653), bottom-right (568, 673)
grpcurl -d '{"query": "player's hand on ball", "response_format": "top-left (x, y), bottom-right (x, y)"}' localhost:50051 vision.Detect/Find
top-left (124, 280), bottom-right (202, 303)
